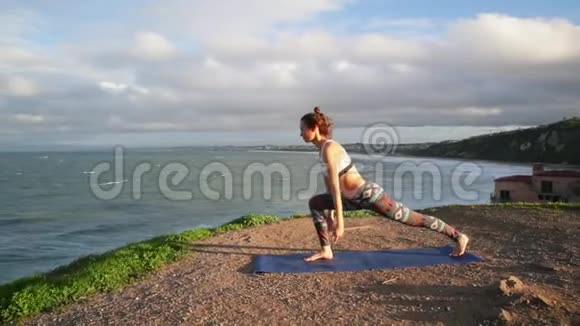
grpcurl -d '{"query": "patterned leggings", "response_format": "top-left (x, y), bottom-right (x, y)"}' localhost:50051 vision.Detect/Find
top-left (308, 182), bottom-right (462, 247)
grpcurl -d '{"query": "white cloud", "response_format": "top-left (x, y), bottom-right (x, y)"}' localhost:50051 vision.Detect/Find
top-left (13, 114), bottom-right (44, 123)
top-left (1, 6), bottom-right (580, 143)
top-left (99, 81), bottom-right (149, 95)
top-left (0, 76), bottom-right (40, 96)
top-left (132, 32), bottom-right (176, 60)
top-left (203, 56), bottom-right (222, 68)
top-left (0, 9), bottom-right (42, 44)
top-left (447, 14), bottom-right (580, 65)
top-left (138, 122), bottom-right (183, 131)
top-left (204, 31), bottom-right (427, 65)
top-left (147, 0), bottom-right (345, 39)
top-left (457, 107), bottom-right (503, 116)
top-left (366, 18), bottom-right (436, 30)
top-left (107, 114), bottom-right (183, 131)
top-left (258, 61), bottom-right (299, 87)
top-left (334, 60), bottom-right (351, 72)
top-left (99, 81), bottom-right (128, 93)
top-left (0, 46), bottom-right (47, 67)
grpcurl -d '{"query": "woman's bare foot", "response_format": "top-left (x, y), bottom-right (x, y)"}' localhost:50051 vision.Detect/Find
top-left (304, 246), bottom-right (334, 262)
top-left (450, 233), bottom-right (469, 257)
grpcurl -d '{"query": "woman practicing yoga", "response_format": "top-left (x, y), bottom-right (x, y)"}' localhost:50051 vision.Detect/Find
top-left (300, 107), bottom-right (469, 262)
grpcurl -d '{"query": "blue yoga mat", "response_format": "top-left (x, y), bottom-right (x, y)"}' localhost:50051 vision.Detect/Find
top-left (251, 245), bottom-right (483, 273)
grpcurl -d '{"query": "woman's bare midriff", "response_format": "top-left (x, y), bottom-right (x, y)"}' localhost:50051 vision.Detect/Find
top-left (339, 166), bottom-right (366, 199)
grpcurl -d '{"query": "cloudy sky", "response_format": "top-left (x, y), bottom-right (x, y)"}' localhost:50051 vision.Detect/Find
top-left (1, 0), bottom-right (579, 150)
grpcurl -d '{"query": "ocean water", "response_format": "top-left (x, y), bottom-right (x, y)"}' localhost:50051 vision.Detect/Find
top-left (0, 148), bottom-right (531, 284)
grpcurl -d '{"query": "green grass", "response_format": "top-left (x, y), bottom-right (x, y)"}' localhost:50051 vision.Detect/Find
top-left (288, 210), bottom-right (376, 219)
top-left (343, 210), bottom-right (378, 217)
top-left (1, 203), bottom-right (579, 324)
top-left (0, 210), bottom-right (375, 324)
top-left (0, 213), bottom-right (280, 324)
top-left (560, 116), bottom-right (580, 128)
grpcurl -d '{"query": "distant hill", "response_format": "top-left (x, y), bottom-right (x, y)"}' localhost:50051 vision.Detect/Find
top-left (226, 117), bottom-right (580, 165)
top-left (396, 117), bottom-right (580, 165)
top-left (239, 142), bottom-right (435, 154)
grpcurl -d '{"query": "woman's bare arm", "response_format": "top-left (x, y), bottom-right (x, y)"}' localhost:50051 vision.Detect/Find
top-left (322, 143), bottom-right (344, 235)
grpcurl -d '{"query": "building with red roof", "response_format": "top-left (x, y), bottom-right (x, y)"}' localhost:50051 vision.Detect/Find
top-left (492, 163), bottom-right (580, 203)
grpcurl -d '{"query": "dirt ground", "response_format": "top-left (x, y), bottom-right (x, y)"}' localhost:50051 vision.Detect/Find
top-left (23, 206), bottom-right (580, 325)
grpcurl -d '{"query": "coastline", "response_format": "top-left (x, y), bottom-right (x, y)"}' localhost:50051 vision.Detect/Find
top-left (2, 202), bottom-right (580, 324)
top-left (255, 148), bottom-right (580, 171)
top-left (251, 148), bottom-right (542, 168)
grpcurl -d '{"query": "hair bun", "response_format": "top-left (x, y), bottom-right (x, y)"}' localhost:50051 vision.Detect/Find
top-left (313, 106), bottom-right (320, 114)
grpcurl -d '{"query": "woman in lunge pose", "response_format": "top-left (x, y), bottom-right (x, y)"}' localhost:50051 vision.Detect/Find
top-left (299, 107), bottom-right (469, 262)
